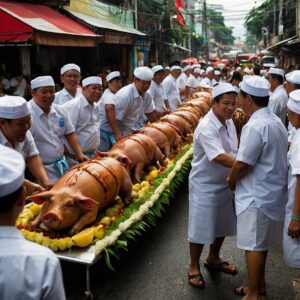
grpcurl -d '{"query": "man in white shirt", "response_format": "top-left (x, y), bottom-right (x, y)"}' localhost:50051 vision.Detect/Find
top-left (97, 71), bottom-right (123, 151)
top-left (201, 66), bottom-right (216, 87)
top-left (28, 76), bottom-right (89, 183)
top-left (63, 76), bottom-right (102, 165)
top-left (162, 65), bottom-right (182, 111)
top-left (10, 72), bottom-right (27, 97)
top-left (114, 67), bottom-right (157, 136)
top-left (0, 96), bottom-right (53, 194)
top-left (188, 83), bottom-right (238, 288)
top-left (228, 75), bottom-right (288, 299)
top-left (186, 68), bottom-right (202, 97)
top-left (54, 63), bottom-right (82, 105)
top-left (267, 67), bottom-right (288, 124)
top-left (0, 145), bottom-right (66, 300)
top-left (177, 64), bottom-right (192, 102)
top-left (149, 65), bottom-right (170, 116)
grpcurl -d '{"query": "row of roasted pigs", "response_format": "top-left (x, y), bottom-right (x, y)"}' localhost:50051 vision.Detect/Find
top-left (27, 92), bottom-right (212, 235)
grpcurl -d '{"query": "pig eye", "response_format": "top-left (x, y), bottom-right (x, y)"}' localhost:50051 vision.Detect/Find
top-left (65, 202), bottom-right (76, 209)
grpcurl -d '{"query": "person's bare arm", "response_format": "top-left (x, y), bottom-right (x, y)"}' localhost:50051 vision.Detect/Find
top-left (227, 160), bottom-right (250, 191)
top-left (213, 153), bottom-right (235, 168)
top-left (65, 132), bottom-right (89, 162)
top-left (288, 176), bottom-right (300, 238)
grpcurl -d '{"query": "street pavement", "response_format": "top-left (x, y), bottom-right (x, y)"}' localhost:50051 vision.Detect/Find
top-left (62, 180), bottom-right (300, 300)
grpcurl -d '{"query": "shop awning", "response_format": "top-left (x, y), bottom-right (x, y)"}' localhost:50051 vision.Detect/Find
top-left (0, 0), bottom-right (101, 46)
top-left (64, 7), bottom-right (146, 36)
top-left (267, 36), bottom-right (297, 50)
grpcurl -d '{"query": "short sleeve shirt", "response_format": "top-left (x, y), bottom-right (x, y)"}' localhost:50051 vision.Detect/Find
top-left (97, 88), bottom-right (115, 132)
top-left (148, 81), bottom-right (167, 112)
top-left (54, 88), bottom-right (81, 105)
top-left (268, 85), bottom-right (288, 124)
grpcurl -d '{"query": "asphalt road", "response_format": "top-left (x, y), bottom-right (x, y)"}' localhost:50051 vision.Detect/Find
top-left (61, 180), bottom-right (300, 300)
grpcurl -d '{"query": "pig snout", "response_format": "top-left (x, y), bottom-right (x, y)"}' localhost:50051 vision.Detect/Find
top-left (42, 211), bottom-right (62, 228)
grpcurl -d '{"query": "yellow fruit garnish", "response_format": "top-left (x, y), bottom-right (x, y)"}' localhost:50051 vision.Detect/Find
top-left (141, 181), bottom-right (150, 188)
top-left (71, 228), bottom-right (95, 248)
top-left (58, 238), bottom-right (67, 251)
top-left (94, 224), bottom-right (104, 239)
top-left (30, 203), bottom-right (42, 215)
top-left (132, 183), bottom-right (141, 192)
top-left (148, 166), bottom-right (157, 171)
top-left (100, 216), bottom-right (111, 225)
top-left (149, 169), bottom-right (158, 179)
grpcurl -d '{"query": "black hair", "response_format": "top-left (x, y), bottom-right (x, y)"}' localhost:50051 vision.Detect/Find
top-left (240, 89), bottom-right (269, 107)
top-left (214, 92), bottom-right (237, 103)
top-left (154, 70), bottom-right (165, 76)
top-left (230, 71), bottom-right (242, 83)
top-left (108, 76), bottom-right (122, 83)
top-left (0, 118), bottom-right (12, 123)
top-left (253, 65), bottom-right (261, 76)
top-left (0, 185), bottom-right (23, 213)
top-left (269, 73), bottom-right (284, 84)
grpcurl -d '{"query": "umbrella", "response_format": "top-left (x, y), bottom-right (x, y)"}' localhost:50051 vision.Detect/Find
top-left (182, 57), bottom-right (199, 65)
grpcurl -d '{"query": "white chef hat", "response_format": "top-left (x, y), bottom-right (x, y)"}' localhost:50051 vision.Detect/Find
top-left (287, 89), bottom-right (300, 114)
top-left (268, 67), bottom-right (284, 78)
top-left (133, 67), bottom-right (153, 81)
top-left (151, 65), bottom-right (164, 75)
top-left (170, 65), bottom-right (182, 72)
top-left (243, 67), bottom-right (252, 74)
top-left (193, 68), bottom-right (201, 74)
top-left (285, 70), bottom-right (300, 85)
top-left (31, 76), bottom-right (54, 89)
top-left (0, 145), bottom-right (25, 197)
top-left (183, 65), bottom-right (192, 72)
top-left (60, 63), bottom-right (81, 75)
top-left (218, 63), bottom-right (225, 70)
top-left (106, 71), bottom-right (121, 82)
top-left (236, 67), bottom-right (242, 72)
top-left (214, 70), bottom-right (221, 76)
top-left (165, 66), bottom-right (170, 70)
top-left (206, 66), bottom-right (214, 73)
top-left (0, 96), bottom-right (30, 119)
top-left (192, 64), bottom-right (200, 69)
top-left (199, 82), bottom-right (211, 89)
top-left (200, 69), bottom-right (205, 75)
top-left (82, 76), bottom-right (102, 87)
top-left (240, 75), bottom-right (270, 97)
top-left (212, 82), bottom-right (236, 99)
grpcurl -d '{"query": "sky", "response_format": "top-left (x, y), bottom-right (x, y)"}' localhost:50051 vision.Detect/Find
top-left (206, 0), bottom-right (266, 42)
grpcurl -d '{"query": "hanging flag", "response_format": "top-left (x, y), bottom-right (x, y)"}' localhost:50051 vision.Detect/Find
top-left (175, 0), bottom-right (185, 27)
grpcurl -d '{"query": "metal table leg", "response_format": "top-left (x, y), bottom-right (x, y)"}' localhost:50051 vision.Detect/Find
top-left (84, 265), bottom-right (93, 300)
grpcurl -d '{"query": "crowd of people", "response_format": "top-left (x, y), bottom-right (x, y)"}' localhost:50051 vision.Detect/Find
top-left (0, 60), bottom-right (299, 299)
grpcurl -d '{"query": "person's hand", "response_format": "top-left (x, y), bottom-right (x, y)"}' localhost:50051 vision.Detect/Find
top-left (24, 180), bottom-right (45, 196)
top-left (77, 153), bottom-right (90, 163)
top-left (41, 179), bottom-right (54, 191)
top-left (288, 219), bottom-right (300, 239)
top-left (227, 176), bottom-right (236, 191)
top-left (115, 134), bottom-right (122, 141)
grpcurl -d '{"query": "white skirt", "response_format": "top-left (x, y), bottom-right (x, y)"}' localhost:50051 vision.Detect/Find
top-left (188, 192), bottom-right (236, 245)
top-left (237, 201), bottom-right (282, 251)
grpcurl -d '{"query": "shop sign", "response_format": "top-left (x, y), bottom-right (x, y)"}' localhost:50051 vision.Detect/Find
top-left (104, 32), bottom-right (133, 45)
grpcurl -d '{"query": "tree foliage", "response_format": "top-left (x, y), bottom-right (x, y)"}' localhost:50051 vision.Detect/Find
top-left (208, 9), bottom-right (235, 45)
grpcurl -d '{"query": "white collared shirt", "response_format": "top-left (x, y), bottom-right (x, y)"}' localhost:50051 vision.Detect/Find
top-left (115, 83), bottom-right (155, 136)
top-left (148, 81), bottom-right (167, 112)
top-left (0, 130), bottom-right (39, 159)
top-left (268, 84), bottom-right (288, 124)
top-left (189, 109), bottom-right (238, 189)
top-left (28, 99), bottom-right (74, 163)
top-left (201, 77), bottom-right (217, 87)
top-left (177, 72), bottom-right (188, 100)
top-left (235, 107), bottom-right (288, 220)
top-left (63, 94), bottom-right (100, 154)
top-left (0, 226), bottom-right (66, 300)
top-left (97, 88), bottom-right (115, 132)
top-left (54, 87), bottom-right (81, 105)
top-left (10, 77), bottom-right (26, 97)
top-left (162, 74), bottom-right (180, 111)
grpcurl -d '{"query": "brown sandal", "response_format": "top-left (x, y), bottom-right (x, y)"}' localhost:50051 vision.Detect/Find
top-left (233, 285), bottom-right (267, 297)
top-left (204, 260), bottom-right (238, 274)
top-left (188, 273), bottom-right (205, 288)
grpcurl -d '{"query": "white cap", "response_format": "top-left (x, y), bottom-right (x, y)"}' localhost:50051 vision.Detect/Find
top-left (193, 68), bottom-right (201, 74)
top-left (212, 83), bottom-right (236, 99)
top-left (60, 63), bottom-right (81, 75)
top-left (31, 76), bottom-right (54, 89)
top-left (199, 82), bottom-right (211, 89)
top-left (240, 75), bottom-right (270, 97)
top-left (244, 67), bottom-right (252, 74)
top-left (287, 90), bottom-right (300, 114)
top-left (206, 66), bottom-right (214, 73)
top-left (151, 65), bottom-right (164, 75)
top-left (106, 71), bottom-right (121, 82)
top-left (183, 65), bottom-right (192, 72)
top-left (192, 64), bottom-right (200, 68)
top-left (134, 67), bottom-right (153, 81)
top-left (0, 96), bottom-right (30, 119)
top-left (285, 70), bottom-right (300, 85)
top-left (200, 69), bottom-right (205, 75)
top-left (218, 63), bottom-right (225, 70)
top-left (236, 67), bottom-right (241, 72)
top-left (214, 70), bottom-right (221, 76)
top-left (165, 66), bottom-right (170, 70)
top-left (268, 67), bottom-right (284, 78)
top-left (170, 65), bottom-right (182, 72)
top-left (0, 145), bottom-right (25, 197)
top-left (82, 76), bottom-right (102, 87)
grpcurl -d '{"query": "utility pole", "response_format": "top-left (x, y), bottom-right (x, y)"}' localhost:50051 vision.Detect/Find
top-left (203, 0), bottom-right (209, 60)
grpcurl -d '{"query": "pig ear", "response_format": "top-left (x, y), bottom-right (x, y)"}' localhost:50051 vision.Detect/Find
top-left (26, 191), bottom-right (54, 204)
top-left (95, 150), bottom-right (108, 158)
top-left (74, 195), bottom-right (99, 211)
top-left (118, 155), bottom-right (132, 168)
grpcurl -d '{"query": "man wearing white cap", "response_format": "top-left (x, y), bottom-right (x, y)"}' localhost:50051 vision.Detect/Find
top-left (63, 76), bottom-right (102, 164)
top-left (54, 63), bottom-right (82, 105)
top-left (186, 68), bottom-right (202, 97)
top-left (201, 66), bottom-right (216, 87)
top-left (267, 67), bottom-right (288, 124)
top-left (148, 65), bottom-right (170, 116)
top-left (28, 76), bottom-right (89, 183)
top-left (243, 67), bottom-right (253, 76)
top-left (0, 96), bottom-right (53, 194)
top-left (188, 83), bottom-right (238, 288)
top-left (228, 75), bottom-right (288, 298)
top-left (162, 65), bottom-right (182, 111)
top-left (97, 71), bottom-right (123, 151)
top-left (214, 70), bottom-right (222, 83)
top-left (114, 67), bottom-right (157, 136)
top-left (283, 89), bottom-right (300, 269)
top-left (163, 66), bottom-right (170, 79)
top-left (0, 145), bottom-right (66, 300)
top-left (177, 64), bottom-right (192, 101)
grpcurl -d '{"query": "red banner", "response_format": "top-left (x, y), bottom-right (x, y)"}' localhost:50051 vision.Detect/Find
top-left (175, 0), bottom-right (185, 27)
